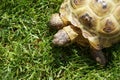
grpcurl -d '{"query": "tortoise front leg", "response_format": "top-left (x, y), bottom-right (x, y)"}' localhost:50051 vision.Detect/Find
top-left (86, 36), bottom-right (107, 66)
top-left (90, 48), bottom-right (107, 66)
top-left (53, 25), bottom-right (78, 46)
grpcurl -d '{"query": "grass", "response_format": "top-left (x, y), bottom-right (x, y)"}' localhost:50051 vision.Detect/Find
top-left (0, 0), bottom-right (120, 80)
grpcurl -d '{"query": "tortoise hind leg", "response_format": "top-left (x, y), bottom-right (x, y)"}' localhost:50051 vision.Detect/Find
top-left (90, 48), bottom-right (107, 66)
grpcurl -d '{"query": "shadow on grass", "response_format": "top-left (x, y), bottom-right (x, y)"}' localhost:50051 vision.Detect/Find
top-left (103, 43), bottom-right (120, 65)
top-left (51, 44), bottom-right (98, 67)
top-left (50, 41), bottom-right (120, 69)
top-left (47, 21), bottom-right (120, 72)
top-left (47, 24), bottom-right (120, 79)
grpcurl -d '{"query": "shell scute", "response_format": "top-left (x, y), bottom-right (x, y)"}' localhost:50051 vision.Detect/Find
top-left (89, 0), bottom-right (114, 17)
top-left (79, 13), bottom-right (97, 29)
top-left (103, 19), bottom-right (116, 33)
top-left (113, 0), bottom-right (120, 3)
top-left (113, 6), bottom-right (120, 24)
top-left (58, 0), bottom-right (120, 49)
top-left (70, 0), bottom-right (86, 9)
top-left (97, 16), bottom-right (120, 36)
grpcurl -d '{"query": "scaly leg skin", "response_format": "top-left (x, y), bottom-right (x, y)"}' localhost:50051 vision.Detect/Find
top-left (53, 25), bottom-right (79, 46)
top-left (91, 48), bottom-right (107, 66)
top-left (49, 13), bottom-right (65, 30)
top-left (52, 29), bottom-right (71, 46)
top-left (50, 13), bottom-right (70, 45)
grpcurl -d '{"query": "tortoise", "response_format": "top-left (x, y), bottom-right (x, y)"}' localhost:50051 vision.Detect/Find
top-left (49, 0), bottom-right (120, 66)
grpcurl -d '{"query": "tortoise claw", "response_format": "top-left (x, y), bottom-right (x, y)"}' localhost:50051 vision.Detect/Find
top-left (91, 49), bottom-right (107, 66)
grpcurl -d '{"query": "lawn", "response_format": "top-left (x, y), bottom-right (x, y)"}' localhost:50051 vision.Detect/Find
top-left (0, 0), bottom-right (120, 80)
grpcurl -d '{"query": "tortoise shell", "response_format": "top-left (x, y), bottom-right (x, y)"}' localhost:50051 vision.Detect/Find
top-left (59, 0), bottom-right (120, 49)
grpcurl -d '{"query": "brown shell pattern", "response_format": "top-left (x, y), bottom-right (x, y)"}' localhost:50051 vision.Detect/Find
top-left (59, 0), bottom-right (120, 48)
top-left (60, 0), bottom-right (120, 37)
